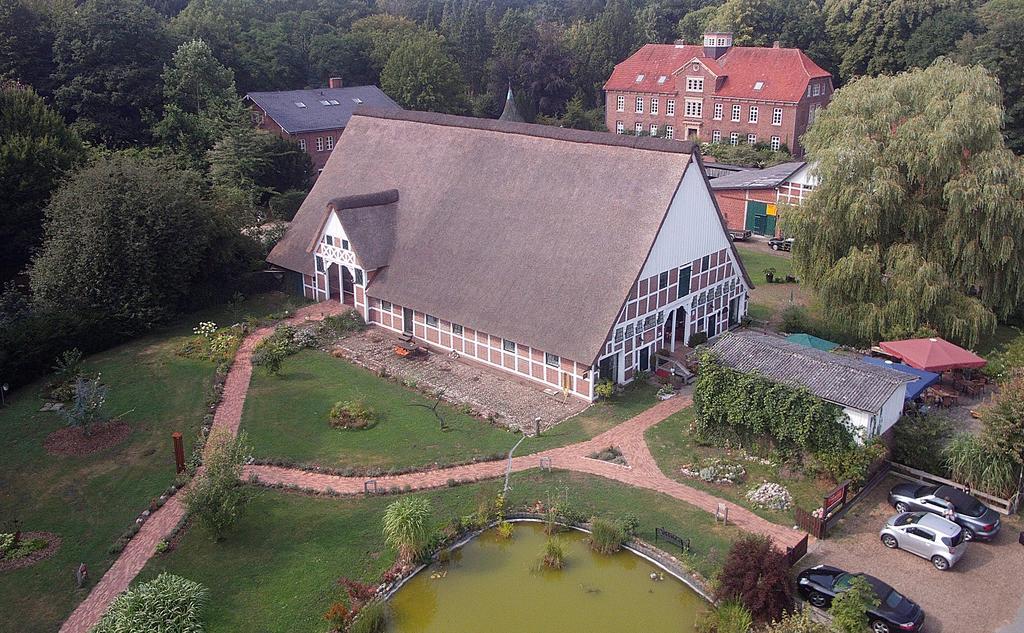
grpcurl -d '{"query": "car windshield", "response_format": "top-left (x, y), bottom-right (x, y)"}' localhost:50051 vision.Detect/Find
top-left (915, 485), bottom-right (937, 498)
top-left (938, 487), bottom-right (986, 517)
top-left (893, 513), bottom-right (923, 526)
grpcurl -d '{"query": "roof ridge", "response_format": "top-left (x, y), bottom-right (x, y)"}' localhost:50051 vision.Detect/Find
top-left (352, 107), bottom-right (699, 155)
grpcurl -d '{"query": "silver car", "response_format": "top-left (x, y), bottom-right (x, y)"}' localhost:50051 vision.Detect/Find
top-left (880, 512), bottom-right (966, 571)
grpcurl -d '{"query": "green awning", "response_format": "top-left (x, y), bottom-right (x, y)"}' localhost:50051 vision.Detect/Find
top-left (785, 333), bottom-right (839, 352)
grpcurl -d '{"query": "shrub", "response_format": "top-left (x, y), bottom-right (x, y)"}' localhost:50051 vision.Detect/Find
top-left (324, 601), bottom-right (349, 631)
top-left (980, 371), bottom-right (1024, 466)
top-left (697, 599), bottom-right (753, 633)
top-left (541, 537), bottom-right (565, 569)
top-left (621, 513), bottom-right (640, 537)
top-left (588, 517), bottom-right (626, 555)
top-left (496, 521), bottom-right (514, 539)
top-left (944, 432), bottom-right (1019, 497)
top-left (594, 379), bottom-right (615, 399)
top-left (251, 338), bottom-right (289, 375)
top-left (815, 437), bottom-right (887, 486)
top-left (780, 304), bottom-right (810, 334)
top-left (688, 332), bottom-right (709, 347)
top-left (715, 535), bottom-right (793, 623)
top-left (321, 310), bottom-right (367, 336)
top-left (348, 600), bottom-right (389, 633)
top-left (329, 399), bottom-right (377, 429)
top-left (3, 537), bottom-right (47, 560)
top-left (0, 533), bottom-right (13, 556)
top-left (92, 573), bottom-right (208, 633)
top-left (60, 374), bottom-right (108, 437)
top-left (762, 607), bottom-right (829, 633)
top-left (829, 575), bottom-right (879, 633)
top-left (382, 497), bottom-right (433, 563)
top-left (183, 430), bottom-right (255, 541)
top-left (892, 415), bottom-right (953, 474)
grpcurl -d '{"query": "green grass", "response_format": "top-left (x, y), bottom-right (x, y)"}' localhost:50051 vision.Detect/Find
top-left (645, 408), bottom-right (832, 526)
top-left (241, 349), bottom-right (658, 471)
top-left (0, 292), bottom-right (306, 633)
top-left (735, 243), bottom-right (817, 327)
top-left (138, 470), bottom-right (742, 632)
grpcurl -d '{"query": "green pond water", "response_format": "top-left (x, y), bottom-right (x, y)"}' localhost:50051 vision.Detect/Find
top-left (386, 522), bottom-right (709, 633)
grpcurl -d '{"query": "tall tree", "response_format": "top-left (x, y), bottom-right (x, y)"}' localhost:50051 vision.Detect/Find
top-left (564, 0), bottom-right (640, 106)
top-left (440, 0), bottom-right (492, 93)
top-left (788, 60), bottom-right (1024, 347)
top-left (0, 83), bottom-right (85, 282)
top-left (0, 0), bottom-right (55, 93)
top-left (52, 0), bottom-right (171, 146)
top-left (154, 39), bottom-right (248, 168)
top-left (31, 153), bottom-right (216, 328)
top-left (380, 33), bottom-right (469, 114)
top-left (957, 0), bottom-right (1024, 154)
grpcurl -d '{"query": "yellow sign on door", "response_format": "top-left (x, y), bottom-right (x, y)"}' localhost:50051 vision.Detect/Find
top-left (766, 203), bottom-right (778, 216)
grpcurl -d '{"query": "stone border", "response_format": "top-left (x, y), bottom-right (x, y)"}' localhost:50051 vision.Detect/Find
top-left (0, 532), bottom-right (62, 573)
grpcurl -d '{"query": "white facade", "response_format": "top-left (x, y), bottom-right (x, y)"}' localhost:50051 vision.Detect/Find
top-left (843, 383), bottom-right (908, 439)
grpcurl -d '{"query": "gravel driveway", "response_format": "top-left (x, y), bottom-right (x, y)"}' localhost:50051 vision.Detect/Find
top-left (796, 475), bottom-right (1024, 632)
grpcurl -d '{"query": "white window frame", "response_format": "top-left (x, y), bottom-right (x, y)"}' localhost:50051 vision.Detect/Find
top-left (712, 130), bottom-right (721, 143)
top-left (731, 104), bottom-right (741, 122)
top-left (615, 120), bottom-right (624, 134)
top-left (686, 76), bottom-right (704, 92)
top-left (650, 98), bottom-right (658, 115)
top-left (684, 99), bottom-right (702, 118)
top-left (665, 125), bottom-right (674, 139)
top-left (616, 95), bottom-right (625, 112)
top-left (545, 352), bottom-right (560, 368)
top-left (812, 82), bottom-right (821, 97)
top-left (503, 339), bottom-right (516, 353)
top-left (747, 133), bottom-right (757, 145)
top-left (650, 124), bottom-right (658, 137)
top-left (634, 122), bottom-right (643, 135)
top-left (635, 96), bottom-right (644, 114)
top-left (772, 107), bottom-right (783, 126)
top-left (748, 106), bottom-right (758, 124)
top-left (298, 139), bottom-right (306, 151)
top-left (316, 137), bottom-right (324, 152)
top-left (325, 136), bottom-right (334, 150)
top-left (730, 132), bottom-right (739, 146)
top-left (770, 136), bottom-right (781, 151)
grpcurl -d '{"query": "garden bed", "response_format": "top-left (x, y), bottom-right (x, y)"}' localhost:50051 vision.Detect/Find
top-left (0, 533), bottom-right (62, 573)
top-left (43, 421), bottom-right (131, 456)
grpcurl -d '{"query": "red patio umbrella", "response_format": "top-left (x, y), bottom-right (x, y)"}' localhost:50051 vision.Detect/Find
top-left (877, 337), bottom-right (986, 372)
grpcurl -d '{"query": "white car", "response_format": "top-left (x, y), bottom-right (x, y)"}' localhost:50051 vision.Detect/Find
top-left (879, 512), bottom-right (967, 571)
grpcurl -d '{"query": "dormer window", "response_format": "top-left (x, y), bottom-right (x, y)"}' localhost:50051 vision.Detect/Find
top-left (686, 77), bottom-right (704, 92)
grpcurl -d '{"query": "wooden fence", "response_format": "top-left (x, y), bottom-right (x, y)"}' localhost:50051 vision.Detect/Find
top-left (889, 462), bottom-right (1021, 515)
top-left (794, 507), bottom-right (825, 539)
top-left (784, 534), bottom-right (809, 568)
top-left (793, 461), bottom-right (892, 539)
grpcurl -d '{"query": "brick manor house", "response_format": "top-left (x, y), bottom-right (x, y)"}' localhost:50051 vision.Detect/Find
top-left (604, 32), bottom-right (832, 156)
top-left (268, 109), bottom-right (753, 401)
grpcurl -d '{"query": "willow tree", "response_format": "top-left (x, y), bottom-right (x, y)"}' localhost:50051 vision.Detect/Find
top-left (789, 59), bottom-right (1024, 347)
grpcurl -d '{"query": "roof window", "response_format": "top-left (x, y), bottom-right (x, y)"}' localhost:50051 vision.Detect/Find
top-left (635, 74), bottom-right (645, 82)
top-left (328, 99), bottom-right (340, 105)
top-left (753, 81), bottom-right (764, 90)
top-left (294, 102), bottom-right (306, 108)
top-left (657, 75), bottom-right (667, 84)
top-left (319, 99), bottom-right (331, 105)
top-left (352, 97), bottom-right (364, 104)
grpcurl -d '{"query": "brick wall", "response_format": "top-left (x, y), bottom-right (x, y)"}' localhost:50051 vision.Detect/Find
top-left (251, 104), bottom-right (344, 179)
top-left (713, 188), bottom-right (777, 235)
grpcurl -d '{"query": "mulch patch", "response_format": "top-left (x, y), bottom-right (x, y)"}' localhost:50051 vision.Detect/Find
top-left (44, 421), bottom-right (131, 456)
top-left (0, 532), bottom-right (62, 572)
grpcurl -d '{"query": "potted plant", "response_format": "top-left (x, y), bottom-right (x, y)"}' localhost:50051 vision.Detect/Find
top-left (657, 385), bottom-right (675, 400)
top-left (763, 267), bottom-right (776, 283)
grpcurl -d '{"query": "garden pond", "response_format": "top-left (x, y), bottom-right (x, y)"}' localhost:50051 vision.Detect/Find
top-left (386, 522), bottom-right (709, 632)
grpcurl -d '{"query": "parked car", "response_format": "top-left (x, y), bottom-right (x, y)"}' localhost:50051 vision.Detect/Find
top-left (796, 565), bottom-right (925, 633)
top-left (887, 483), bottom-right (1001, 541)
top-left (768, 236), bottom-right (794, 251)
top-left (728, 229), bottom-right (752, 241)
top-left (880, 511), bottom-right (966, 570)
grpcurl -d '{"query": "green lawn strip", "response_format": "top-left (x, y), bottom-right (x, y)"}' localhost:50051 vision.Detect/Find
top-left (0, 292), bottom-right (305, 633)
top-left (138, 470), bottom-right (741, 632)
top-left (241, 349), bottom-right (658, 471)
top-left (644, 408), bottom-right (832, 526)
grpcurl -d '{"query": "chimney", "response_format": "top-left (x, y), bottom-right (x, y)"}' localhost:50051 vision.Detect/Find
top-left (702, 32), bottom-right (733, 60)
top-left (328, 77), bottom-right (343, 89)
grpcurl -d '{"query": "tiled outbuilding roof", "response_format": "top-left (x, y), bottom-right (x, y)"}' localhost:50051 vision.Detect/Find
top-left (245, 86), bottom-right (401, 134)
top-left (709, 161), bottom-right (806, 190)
top-left (710, 332), bottom-right (911, 413)
top-left (605, 44), bottom-right (830, 103)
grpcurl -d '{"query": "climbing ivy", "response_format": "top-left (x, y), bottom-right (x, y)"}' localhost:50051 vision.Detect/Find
top-left (693, 351), bottom-right (855, 459)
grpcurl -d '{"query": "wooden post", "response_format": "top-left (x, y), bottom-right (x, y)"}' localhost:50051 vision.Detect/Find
top-left (172, 432), bottom-right (185, 474)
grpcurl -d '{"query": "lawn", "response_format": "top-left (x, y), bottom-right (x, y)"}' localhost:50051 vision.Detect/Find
top-left (241, 349), bottom-right (659, 472)
top-left (734, 242), bottom-right (814, 325)
top-left (138, 469), bottom-right (742, 632)
top-left (0, 292), bottom-right (307, 633)
top-left (645, 407), bottom-right (833, 526)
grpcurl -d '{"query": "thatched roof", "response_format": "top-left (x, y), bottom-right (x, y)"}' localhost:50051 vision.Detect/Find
top-left (269, 108), bottom-right (727, 363)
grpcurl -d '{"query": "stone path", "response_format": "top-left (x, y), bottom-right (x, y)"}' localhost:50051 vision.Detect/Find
top-left (61, 301), bottom-right (801, 633)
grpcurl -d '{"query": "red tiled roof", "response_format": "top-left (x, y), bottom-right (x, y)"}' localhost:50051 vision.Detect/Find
top-left (604, 44), bottom-right (830, 103)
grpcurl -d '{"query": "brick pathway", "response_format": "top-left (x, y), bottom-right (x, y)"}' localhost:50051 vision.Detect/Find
top-left (62, 301), bottom-right (801, 632)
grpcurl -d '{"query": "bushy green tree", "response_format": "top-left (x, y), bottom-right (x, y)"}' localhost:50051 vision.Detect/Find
top-left (52, 0), bottom-right (171, 146)
top-left (829, 575), bottom-right (879, 633)
top-left (0, 82), bottom-right (85, 282)
top-left (980, 372), bottom-right (1024, 467)
top-left (184, 430), bottom-right (255, 541)
top-left (789, 59), bottom-right (1024, 347)
top-left (30, 153), bottom-right (215, 329)
top-left (380, 34), bottom-right (469, 114)
top-left (0, 0), bottom-right (55, 92)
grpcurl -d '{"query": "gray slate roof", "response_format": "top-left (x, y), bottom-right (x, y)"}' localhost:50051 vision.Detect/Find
top-left (710, 331), bottom-right (911, 412)
top-left (245, 86), bottom-right (401, 134)
top-left (709, 161), bottom-right (806, 190)
top-left (269, 108), bottom-right (754, 364)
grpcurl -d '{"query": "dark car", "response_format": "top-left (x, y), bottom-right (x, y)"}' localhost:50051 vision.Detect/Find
top-left (768, 236), bottom-right (794, 251)
top-left (728, 229), bottom-right (752, 241)
top-left (888, 483), bottom-right (1001, 541)
top-left (797, 565), bottom-right (924, 633)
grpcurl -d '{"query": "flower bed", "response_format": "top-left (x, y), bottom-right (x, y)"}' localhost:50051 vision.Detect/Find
top-left (745, 482), bottom-right (793, 511)
top-left (0, 532), bottom-right (62, 572)
top-left (679, 458), bottom-right (747, 485)
top-left (588, 446), bottom-right (628, 466)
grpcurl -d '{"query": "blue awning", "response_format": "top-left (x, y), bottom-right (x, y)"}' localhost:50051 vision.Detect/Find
top-left (861, 356), bottom-right (940, 400)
